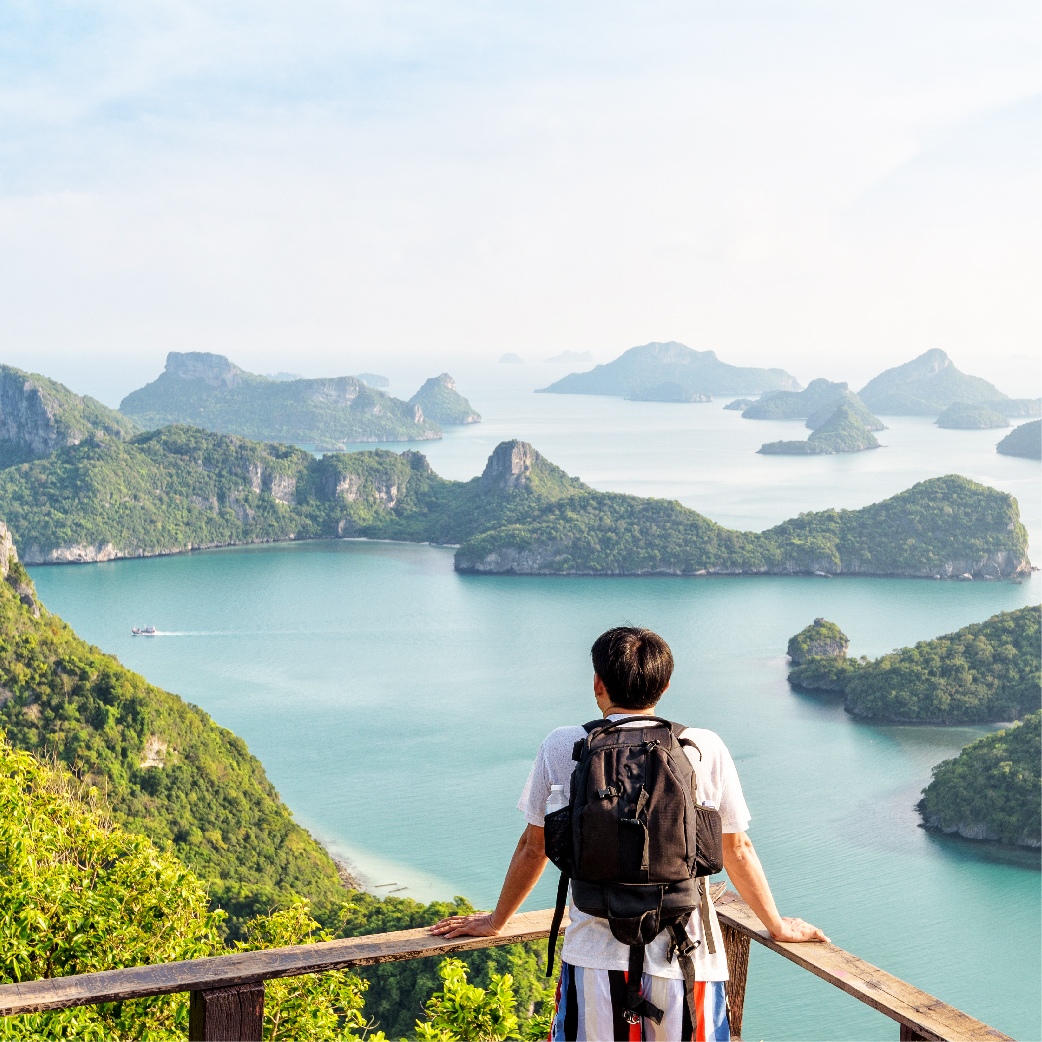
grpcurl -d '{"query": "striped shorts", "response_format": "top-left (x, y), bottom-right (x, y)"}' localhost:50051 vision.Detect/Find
top-left (551, 961), bottom-right (730, 1041)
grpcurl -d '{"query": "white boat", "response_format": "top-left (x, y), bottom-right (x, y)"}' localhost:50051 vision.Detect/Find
top-left (131, 626), bottom-right (157, 636)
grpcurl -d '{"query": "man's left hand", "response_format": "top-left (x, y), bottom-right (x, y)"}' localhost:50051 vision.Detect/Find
top-left (769, 917), bottom-right (830, 944)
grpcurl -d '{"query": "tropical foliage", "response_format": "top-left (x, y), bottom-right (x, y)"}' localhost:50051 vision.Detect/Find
top-left (787, 618), bottom-right (849, 665)
top-left (0, 564), bottom-right (347, 938)
top-left (409, 374), bottom-right (481, 424)
top-left (996, 420), bottom-right (1041, 461)
top-left (758, 403), bottom-right (880, 455)
top-left (2, 430), bottom-right (1029, 580)
top-left (935, 402), bottom-right (1010, 430)
top-left (918, 712), bottom-right (1040, 847)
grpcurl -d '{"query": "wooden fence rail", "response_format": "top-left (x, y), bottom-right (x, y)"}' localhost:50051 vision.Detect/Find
top-left (0, 890), bottom-right (1013, 1042)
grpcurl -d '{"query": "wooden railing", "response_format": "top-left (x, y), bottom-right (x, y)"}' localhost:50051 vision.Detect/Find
top-left (0, 888), bottom-right (1013, 1041)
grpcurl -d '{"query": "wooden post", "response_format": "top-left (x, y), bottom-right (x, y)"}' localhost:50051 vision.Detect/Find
top-left (721, 922), bottom-right (750, 1039)
top-left (899, 1026), bottom-right (929, 1042)
top-left (189, 982), bottom-right (264, 1041)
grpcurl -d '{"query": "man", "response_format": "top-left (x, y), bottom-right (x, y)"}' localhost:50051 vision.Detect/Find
top-left (431, 626), bottom-right (828, 1041)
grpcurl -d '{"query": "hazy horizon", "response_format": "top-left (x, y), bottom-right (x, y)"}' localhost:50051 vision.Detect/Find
top-left (2, 2), bottom-right (1039, 406)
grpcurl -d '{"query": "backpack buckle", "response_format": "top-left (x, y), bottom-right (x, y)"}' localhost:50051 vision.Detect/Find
top-left (596, 785), bottom-right (620, 799)
top-left (623, 1010), bottom-right (641, 1025)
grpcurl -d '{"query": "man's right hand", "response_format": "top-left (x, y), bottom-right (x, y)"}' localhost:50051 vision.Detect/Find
top-left (429, 912), bottom-right (502, 939)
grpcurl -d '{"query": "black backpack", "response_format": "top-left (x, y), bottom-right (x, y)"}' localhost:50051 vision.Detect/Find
top-left (544, 716), bottom-right (724, 1026)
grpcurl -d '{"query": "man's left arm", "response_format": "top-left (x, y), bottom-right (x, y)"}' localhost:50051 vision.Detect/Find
top-left (430, 823), bottom-right (548, 938)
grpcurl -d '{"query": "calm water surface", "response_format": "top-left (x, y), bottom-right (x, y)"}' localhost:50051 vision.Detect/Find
top-left (29, 370), bottom-right (1041, 1040)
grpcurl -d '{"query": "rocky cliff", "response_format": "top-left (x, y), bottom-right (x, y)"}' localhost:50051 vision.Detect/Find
top-left (0, 366), bottom-right (136, 467)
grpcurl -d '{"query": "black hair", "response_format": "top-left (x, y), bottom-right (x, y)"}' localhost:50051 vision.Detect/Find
top-left (590, 627), bottom-right (674, 710)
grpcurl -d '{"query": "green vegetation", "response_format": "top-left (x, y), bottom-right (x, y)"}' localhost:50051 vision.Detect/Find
top-left (858, 349), bottom-right (1006, 415)
top-left (742, 379), bottom-right (883, 431)
top-left (935, 402), bottom-right (1010, 429)
top-left (787, 618), bottom-right (849, 664)
top-left (342, 891), bottom-right (555, 1038)
top-left (996, 420), bottom-right (1041, 460)
top-left (758, 403), bottom-right (880, 455)
top-left (409, 374), bottom-right (481, 424)
top-left (723, 399), bottom-right (754, 410)
top-left (120, 352), bottom-right (441, 446)
top-left (537, 341), bottom-right (799, 398)
top-left (0, 365), bottom-right (136, 469)
top-left (3, 432), bottom-right (1030, 579)
top-left (789, 607), bottom-right (1041, 724)
top-left (0, 733), bottom-right (376, 1041)
top-left (918, 712), bottom-right (1040, 848)
top-left (0, 553), bottom-right (347, 938)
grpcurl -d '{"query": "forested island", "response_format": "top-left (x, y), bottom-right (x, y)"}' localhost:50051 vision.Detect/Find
top-left (758, 402), bottom-right (881, 455)
top-left (741, 379), bottom-right (884, 430)
top-left (2, 429), bottom-right (1030, 579)
top-left (857, 350), bottom-right (1009, 415)
top-left (0, 527), bottom-right (553, 1036)
top-left (997, 420), bottom-right (1042, 460)
top-left (120, 352), bottom-right (447, 445)
top-left (537, 341), bottom-right (800, 398)
top-left (935, 402), bottom-right (1010, 430)
top-left (408, 372), bottom-right (481, 424)
top-left (787, 607), bottom-right (1041, 724)
top-left (918, 713), bottom-right (1040, 848)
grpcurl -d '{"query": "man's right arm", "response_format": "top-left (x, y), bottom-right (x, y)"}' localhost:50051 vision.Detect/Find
top-left (722, 831), bottom-right (830, 944)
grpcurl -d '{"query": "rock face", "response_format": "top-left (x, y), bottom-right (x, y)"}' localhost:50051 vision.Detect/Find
top-left (787, 618), bottom-right (849, 664)
top-left (0, 366), bottom-right (136, 467)
top-left (481, 440), bottom-right (537, 490)
top-left (166, 351), bottom-right (245, 389)
top-left (0, 522), bottom-right (40, 617)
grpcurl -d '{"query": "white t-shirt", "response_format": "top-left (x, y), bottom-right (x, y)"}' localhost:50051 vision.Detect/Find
top-left (518, 715), bottom-right (751, 982)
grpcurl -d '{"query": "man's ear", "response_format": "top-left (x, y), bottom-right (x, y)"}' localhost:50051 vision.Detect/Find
top-left (593, 673), bottom-right (608, 699)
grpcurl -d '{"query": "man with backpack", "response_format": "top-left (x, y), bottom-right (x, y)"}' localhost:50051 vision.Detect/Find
top-left (431, 626), bottom-right (828, 1041)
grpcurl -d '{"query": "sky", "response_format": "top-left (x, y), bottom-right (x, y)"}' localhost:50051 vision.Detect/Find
top-left (1, 1), bottom-right (1039, 405)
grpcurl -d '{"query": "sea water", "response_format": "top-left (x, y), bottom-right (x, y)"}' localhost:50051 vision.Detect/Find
top-left (28, 368), bottom-right (1041, 1040)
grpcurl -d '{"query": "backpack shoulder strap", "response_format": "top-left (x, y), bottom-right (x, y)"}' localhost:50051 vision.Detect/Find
top-left (670, 721), bottom-right (703, 760)
top-left (545, 873), bottom-right (570, 978)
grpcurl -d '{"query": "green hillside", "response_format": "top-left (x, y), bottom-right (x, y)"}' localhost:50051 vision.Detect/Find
top-left (996, 420), bottom-right (1041, 460)
top-left (0, 539), bottom-right (347, 938)
top-left (758, 403), bottom-right (880, 455)
top-left (120, 352), bottom-right (441, 446)
top-left (918, 712), bottom-right (1040, 847)
top-left (742, 379), bottom-right (883, 431)
top-left (935, 402), bottom-right (1010, 429)
top-left (0, 364), bottom-right (137, 468)
top-left (409, 373), bottom-right (481, 424)
top-left (789, 607), bottom-right (1041, 724)
top-left (537, 341), bottom-right (800, 397)
top-left (858, 350), bottom-right (1006, 415)
top-left (3, 429), bottom-right (1030, 579)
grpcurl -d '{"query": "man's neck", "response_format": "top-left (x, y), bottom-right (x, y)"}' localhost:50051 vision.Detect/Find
top-left (602, 705), bottom-right (655, 717)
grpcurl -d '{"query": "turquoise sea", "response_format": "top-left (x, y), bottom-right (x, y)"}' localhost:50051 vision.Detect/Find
top-left (29, 367), bottom-right (1042, 1041)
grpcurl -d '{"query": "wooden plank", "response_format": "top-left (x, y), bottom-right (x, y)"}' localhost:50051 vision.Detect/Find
top-left (712, 891), bottom-right (1012, 1042)
top-left (720, 923), bottom-right (750, 1039)
top-left (0, 908), bottom-right (566, 1016)
top-left (189, 983), bottom-right (264, 1041)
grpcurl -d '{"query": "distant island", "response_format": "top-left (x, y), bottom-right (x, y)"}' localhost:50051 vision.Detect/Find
top-left (857, 350), bottom-right (1008, 415)
top-left (536, 341), bottom-right (801, 399)
top-left (918, 712), bottom-right (1040, 848)
top-left (627, 383), bottom-right (711, 403)
top-left (499, 353), bottom-right (524, 364)
top-left (758, 403), bottom-right (881, 455)
top-left (935, 402), bottom-right (1010, 429)
top-left (4, 423), bottom-right (1029, 581)
top-left (0, 364), bottom-right (137, 468)
top-left (408, 373), bottom-right (481, 424)
top-left (356, 372), bottom-right (390, 388)
top-left (741, 379), bottom-right (884, 430)
top-left (788, 606), bottom-right (1041, 724)
top-left (724, 399), bottom-right (754, 411)
top-left (997, 420), bottom-right (1041, 460)
top-left (120, 352), bottom-right (444, 445)
top-left (545, 350), bottom-right (593, 364)
top-left (264, 371), bottom-right (303, 382)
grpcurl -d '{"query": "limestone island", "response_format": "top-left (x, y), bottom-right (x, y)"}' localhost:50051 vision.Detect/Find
top-left (499, 353), bottom-right (524, 363)
top-left (918, 713), bottom-right (1040, 849)
top-left (536, 341), bottom-right (800, 399)
top-left (786, 619), bottom-right (852, 692)
top-left (120, 352), bottom-right (443, 445)
top-left (935, 402), bottom-right (1010, 429)
top-left (627, 382), bottom-right (711, 403)
top-left (758, 403), bottom-right (880, 455)
top-left (997, 420), bottom-right (1041, 460)
top-left (742, 379), bottom-right (884, 431)
top-left (724, 399), bottom-right (754, 411)
top-left (408, 373), bottom-right (481, 425)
